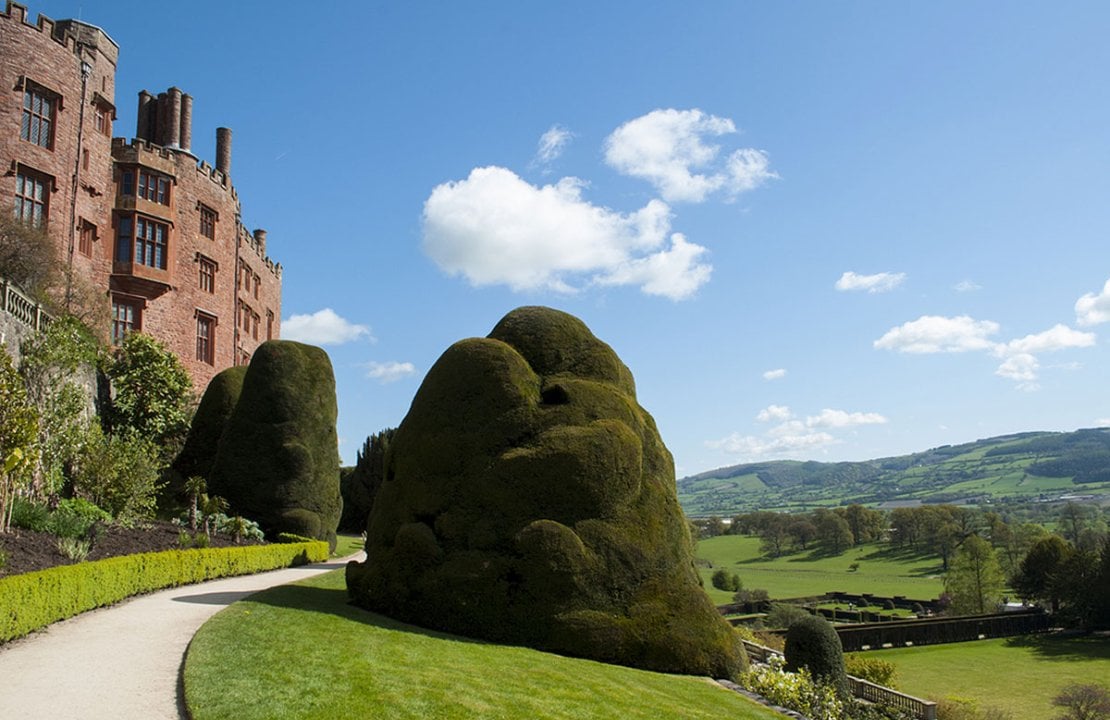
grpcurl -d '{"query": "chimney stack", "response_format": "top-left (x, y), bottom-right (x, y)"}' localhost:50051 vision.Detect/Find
top-left (253, 229), bottom-right (267, 256)
top-left (136, 90), bottom-right (153, 141)
top-left (166, 87), bottom-right (182, 148)
top-left (156, 92), bottom-right (169, 145)
top-left (216, 127), bottom-right (232, 175)
top-left (180, 93), bottom-right (193, 152)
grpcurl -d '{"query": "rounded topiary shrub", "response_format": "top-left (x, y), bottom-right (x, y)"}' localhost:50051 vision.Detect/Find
top-left (346, 306), bottom-right (746, 680)
top-left (208, 341), bottom-right (341, 550)
top-left (170, 365), bottom-right (247, 500)
top-left (784, 614), bottom-right (848, 696)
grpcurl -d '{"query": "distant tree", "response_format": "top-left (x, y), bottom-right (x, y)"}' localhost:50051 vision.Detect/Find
top-left (814, 508), bottom-right (853, 554)
top-left (1012, 535), bottom-right (1073, 612)
top-left (945, 534), bottom-right (1005, 615)
top-left (0, 215), bottom-right (55, 302)
top-left (843, 504), bottom-right (885, 545)
top-left (338, 427), bottom-right (395, 533)
top-left (1060, 502), bottom-right (1091, 546)
top-left (787, 518), bottom-right (818, 551)
top-left (889, 506), bottom-right (923, 549)
top-left (759, 514), bottom-right (790, 557)
top-left (703, 515), bottom-right (726, 538)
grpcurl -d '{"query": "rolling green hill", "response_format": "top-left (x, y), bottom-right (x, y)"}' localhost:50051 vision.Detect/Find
top-left (679, 428), bottom-right (1110, 516)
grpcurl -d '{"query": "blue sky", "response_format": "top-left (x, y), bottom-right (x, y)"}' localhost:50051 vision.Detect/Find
top-left (29, 1), bottom-right (1110, 474)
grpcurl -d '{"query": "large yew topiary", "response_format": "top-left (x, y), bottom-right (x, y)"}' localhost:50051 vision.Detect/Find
top-left (208, 341), bottom-right (341, 549)
top-left (169, 365), bottom-right (247, 500)
top-left (784, 614), bottom-right (848, 696)
top-left (346, 306), bottom-right (746, 679)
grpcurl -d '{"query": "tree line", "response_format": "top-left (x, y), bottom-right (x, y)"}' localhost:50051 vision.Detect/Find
top-left (696, 502), bottom-right (1109, 629)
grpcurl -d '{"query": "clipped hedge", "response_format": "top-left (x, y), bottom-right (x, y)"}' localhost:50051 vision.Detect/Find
top-left (0, 541), bottom-right (328, 643)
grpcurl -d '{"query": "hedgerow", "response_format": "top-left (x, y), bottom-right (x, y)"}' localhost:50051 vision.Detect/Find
top-left (0, 541), bottom-right (328, 643)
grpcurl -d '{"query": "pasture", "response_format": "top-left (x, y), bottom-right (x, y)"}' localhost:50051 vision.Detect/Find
top-left (696, 535), bottom-right (945, 603)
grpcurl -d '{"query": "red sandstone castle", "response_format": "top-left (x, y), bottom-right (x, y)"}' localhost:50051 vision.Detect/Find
top-left (0, 2), bottom-right (281, 390)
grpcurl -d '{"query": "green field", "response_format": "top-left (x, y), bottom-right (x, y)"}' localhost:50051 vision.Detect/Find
top-left (184, 570), bottom-right (783, 720)
top-left (871, 635), bottom-right (1110, 718)
top-left (697, 535), bottom-right (945, 603)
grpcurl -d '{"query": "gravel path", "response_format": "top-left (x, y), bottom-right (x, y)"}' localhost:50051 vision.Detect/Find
top-left (0, 552), bottom-right (364, 720)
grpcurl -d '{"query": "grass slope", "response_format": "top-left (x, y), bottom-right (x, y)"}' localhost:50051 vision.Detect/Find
top-left (697, 535), bottom-right (944, 603)
top-left (871, 635), bottom-right (1110, 718)
top-left (184, 570), bottom-right (783, 720)
top-left (679, 428), bottom-right (1110, 515)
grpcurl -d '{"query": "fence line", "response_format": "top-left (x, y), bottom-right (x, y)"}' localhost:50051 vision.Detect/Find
top-left (740, 639), bottom-right (938, 720)
top-left (0, 277), bottom-right (52, 333)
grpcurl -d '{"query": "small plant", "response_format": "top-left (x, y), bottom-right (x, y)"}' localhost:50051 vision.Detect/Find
top-left (849, 562), bottom-right (860, 572)
top-left (741, 654), bottom-right (845, 720)
top-left (56, 536), bottom-right (91, 562)
top-left (48, 498), bottom-right (110, 539)
top-left (845, 653), bottom-right (898, 688)
top-left (936, 697), bottom-right (1014, 720)
top-left (9, 498), bottom-right (49, 532)
top-left (184, 475), bottom-right (206, 532)
top-left (0, 547), bottom-right (7, 570)
top-left (1052, 683), bottom-right (1110, 720)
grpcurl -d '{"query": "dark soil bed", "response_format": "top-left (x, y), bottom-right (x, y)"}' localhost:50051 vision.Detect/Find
top-left (0, 521), bottom-right (262, 578)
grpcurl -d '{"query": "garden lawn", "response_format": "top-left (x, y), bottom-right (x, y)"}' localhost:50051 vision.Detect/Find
top-left (697, 536), bottom-right (944, 603)
top-left (331, 534), bottom-right (364, 558)
top-left (871, 634), bottom-right (1110, 718)
top-left (184, 570), bottom-right (784, 720)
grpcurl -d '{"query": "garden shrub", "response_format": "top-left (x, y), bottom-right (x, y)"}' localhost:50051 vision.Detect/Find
top-left (208, 341), bottom-right (341, 550)
top-left (72, 426), bottom-right (162, 524)
top-left (845, 653), bottom-right (898, 688)
top-left (741, 654), bottom-right (845, 720)
top-left (48, 498), bottom-right (110, 539)
top-left (170, 365), bottom-right (247, 501)
top-left (784, 614), bottom-right (848, 697)
top-left (936, 697), bottom-right (1014, 720)
top-left (346, 306), bottom-right (746, 680)
top-left (0, 541), bottom-right (328, 643)
top-left (711, 568), bottom-right (742, 592)
top-left (1052, 683), bottom-right (1110, 720)
top-left (9, 498), bottom-right (49, 532)
top-left (765, 602), bottom-right (811, 629)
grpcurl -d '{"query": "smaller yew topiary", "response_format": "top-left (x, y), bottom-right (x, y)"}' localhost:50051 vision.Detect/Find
top-left (784, 614), bottom-right (848, 697)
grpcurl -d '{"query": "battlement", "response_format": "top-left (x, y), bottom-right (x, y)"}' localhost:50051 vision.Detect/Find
top-left (239, 227), bottom-right (282, 278)
top-left (111, 137), bottom-right (240, 203)
top-left (2, 2), bottom-right (119, 63)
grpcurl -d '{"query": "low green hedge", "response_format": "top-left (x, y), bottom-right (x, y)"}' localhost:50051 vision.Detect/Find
top-left (0, 541), bottom-right (329, 643)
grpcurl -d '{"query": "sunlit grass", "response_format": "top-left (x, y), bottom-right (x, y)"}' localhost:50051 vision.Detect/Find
top-left (871, 635), bottom-right (1110, 718)
top-left (697, 536), bottom-right (944, 603)
top-left (184, 570), bottom-right (785, 720)
top-left (332, 533), bottom-right (364, 558)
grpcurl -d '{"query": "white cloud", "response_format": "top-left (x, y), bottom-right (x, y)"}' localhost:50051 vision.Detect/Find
top-left (1076, 278), bottom-right (1110, 326)
top-left (593, 233), bottom-right (711, 300)
top-left (995, 353), bottom-right (1039, 391)
top-left (762, 368), bottom-right (787, 381)
top-left (603, 108), bottom-right (776, 203)
top-left (835, 271), bottom-right (906, 294)
top-left (1095, 418), bottom-right (1110, 427)
top-left (364, 361), bottom-right (416, 384)
top-left (710, 405), bottom-right (886, 460)
top-left (422, 166), bottom-right (710, 300)
top-left (805, 409), bottom-right (888, 428)
top-left (534, 125), bottom-right (572, 166)
top-left (954, 279), bottom-right (982, 293)
top-left (707, 430), bottom-right (837, 458)
top-left (996, 324), bottom-right (1095, 356)
top-left (874, 315), bottom-right (1000, 354)
top-left (756, 405), bottom-right (792, 422)
top-left (281, 308), bottom-right (372, 345)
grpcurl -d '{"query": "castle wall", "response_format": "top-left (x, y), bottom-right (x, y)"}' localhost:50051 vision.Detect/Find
top-left (2, 2), bottom-right (283, 394)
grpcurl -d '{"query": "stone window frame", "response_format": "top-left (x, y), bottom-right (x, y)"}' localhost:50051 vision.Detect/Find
top-left (195, 311), bottom-right (217, 365)
top-left (198, 203), bottom-right (217, 240)
top-left (14, 166), bottom-right (52, 228)
top-left (115, 212), bottom-right (170, 270)
top-left (111, 295), bottom-right (143, 344)
top-left (20, 79), bottom-right (60, 150)
top-left (198, 254), bottom-right (217, 293)
top-left (78, 218), bottom-right (97, 257)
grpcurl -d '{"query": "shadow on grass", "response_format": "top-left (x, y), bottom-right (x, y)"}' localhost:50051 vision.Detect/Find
top-left (1003, 633), bottom-right (1110, 663)
top-left (243, 580), bottom-right (494, 648)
